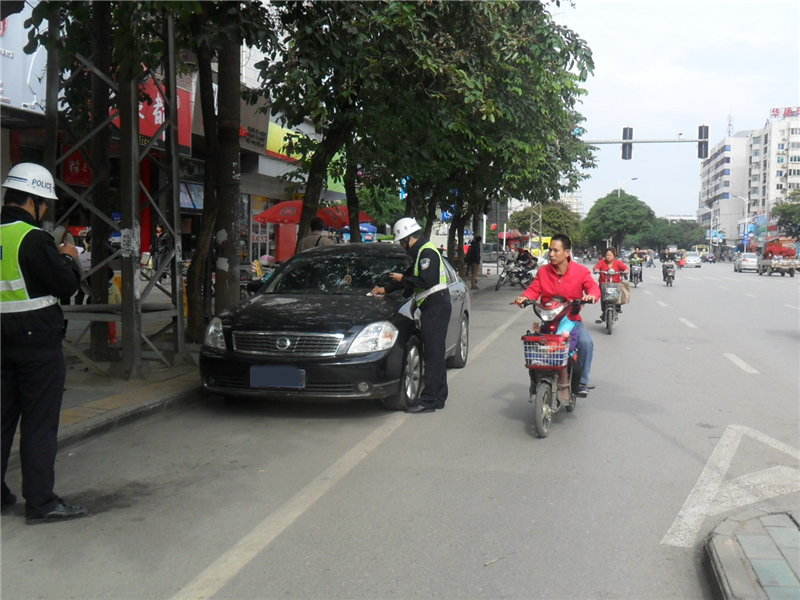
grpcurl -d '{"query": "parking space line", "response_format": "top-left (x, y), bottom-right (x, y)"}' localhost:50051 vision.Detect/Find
top-left (679, 318), bottom-right (697, 329)
top-left (657, 300), bottom-right (668, 307)
top-left (169, 306), bottom-right (523, 600)
top-left (724, 353), bottom-right (759, 374)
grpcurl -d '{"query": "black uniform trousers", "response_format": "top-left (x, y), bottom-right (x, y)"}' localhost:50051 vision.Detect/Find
top-left (417, 292), bottom-right (452, 409)
top-left (1, 346), bottom-right (65, 517)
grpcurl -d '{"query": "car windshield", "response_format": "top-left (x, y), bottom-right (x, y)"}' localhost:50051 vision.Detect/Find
top-left (263, 252), bottom-right (411, 295)
top-left (687, 252), bottom-right (699, 258)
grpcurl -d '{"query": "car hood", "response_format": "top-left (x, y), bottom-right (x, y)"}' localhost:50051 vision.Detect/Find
top-left (220, 293), bottom-right (414, 333)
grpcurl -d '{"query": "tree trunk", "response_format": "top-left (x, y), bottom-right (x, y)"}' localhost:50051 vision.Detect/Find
top-left (186, 37), bottom-right (219, 342)
top-left (344, 140), bottom-right (361, 243)
top-left (296, 123), bottom-right (352, 250)
top-left (423, 195), bottom-right (437, 239)
top-left (213, 40), bottom-right (242, 313)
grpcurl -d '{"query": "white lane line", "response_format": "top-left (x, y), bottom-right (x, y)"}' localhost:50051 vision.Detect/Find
top-left (784, 304), bottom-right (800, 311)
top-left (679, 318), bottom-right (697, 329)
top-left (643, 290), bottom-right (652, 295)
top-left (684, 276), bottom-right (700, 281)
top-left (170, 308), bottom-right (526, 600)
top-left (718, 286), bottom-right (728, 290)
top-left (657, 300), bottom-right (668, 307)
top-left (724, 353), bottom-right (759, 374)
top-left (722, 277), bottom-right (740, 282)
top-left (705, 277), bottom-right (721, 281)
top-left (745, 293), bottom-right (758, 298)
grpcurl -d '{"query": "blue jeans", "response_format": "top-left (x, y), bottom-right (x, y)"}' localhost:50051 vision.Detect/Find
top-left (571, 321), bottom-right (593, 386)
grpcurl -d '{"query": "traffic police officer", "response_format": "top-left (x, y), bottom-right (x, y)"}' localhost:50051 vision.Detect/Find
top-left (371, 218), bottom-right (451, 413)
top-left (1, 163), bottom-right (88, 524)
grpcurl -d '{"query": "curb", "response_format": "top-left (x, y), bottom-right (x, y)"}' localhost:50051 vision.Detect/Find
top-left (7, 377), bottom-right (201, 472)
top-left (705, 509), bottom-right (800, 600)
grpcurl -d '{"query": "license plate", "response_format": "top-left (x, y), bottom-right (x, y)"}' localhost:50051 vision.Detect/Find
top-left (250, 365), bottom-right (305, 389)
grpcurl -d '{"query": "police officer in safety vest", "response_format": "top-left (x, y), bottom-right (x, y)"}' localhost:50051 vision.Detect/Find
top-left (370, 218), bottom-right (451, 413)
top-left (1, 163), bottom-right (88, 524)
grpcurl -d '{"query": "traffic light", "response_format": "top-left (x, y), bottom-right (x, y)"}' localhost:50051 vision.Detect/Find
top-left (698, 124), bottom-right (709, 159)
top-left (621, 127), bottom-right (633, 160)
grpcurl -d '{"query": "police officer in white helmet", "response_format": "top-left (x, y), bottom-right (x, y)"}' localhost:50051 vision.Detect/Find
top-left (0, 163), bottom-right (88, 524)
top-left (371, 218), bottom-right (451, 413)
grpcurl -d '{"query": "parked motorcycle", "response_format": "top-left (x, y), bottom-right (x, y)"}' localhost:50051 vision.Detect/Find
top-left (593, 268), bottom-right (625, 335)
top-left (515, 297), bottom-right (587, 438)
top-left (495, 259), bottom-right (537, 291)
top-left (663, 260), bottom-right (676, 286)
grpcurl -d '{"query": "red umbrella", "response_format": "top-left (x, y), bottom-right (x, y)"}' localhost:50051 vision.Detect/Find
top-left (253, 200), bottom-right (338, 227)
top-left (319, 205), bottom-right (374, 229)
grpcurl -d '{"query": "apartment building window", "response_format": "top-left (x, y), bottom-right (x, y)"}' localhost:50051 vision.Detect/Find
top-left (765, 134), bottom-right (769, 144)
top-left (750, 188), bottom-right (759, 195)
top-left (752, 137), bottom-right (761, 144)
top-left (790, 156), bottom-right (800, 162)
top-left (753, 150), bottom-right (760, 157)
top-left (777, 184), bottom-right (784, 190)
top-left (792, 128), bottom-right (800, 135)
top-left (792, 142), bottom-right (800, 149)
top-left (724, 145), bottom-right (731, 151)
top-left (752, 162), bottom-right (760, 170)
top-left (779, 157), bottom-right (786, 163)
top-left (724, 169), bottom-right (730, 175)
top-left (751, 175), bottom-right (759, 182)
top-left (723, 181), bottom-right (730, 187)
top-left (777, 170), bottom-right (783, 177)
top-left (790, 169), bottom-right (800, 176)
top-left (789, 182), bottom-right (800, 189)
top-left (778, 143), bottom-right (785, 150)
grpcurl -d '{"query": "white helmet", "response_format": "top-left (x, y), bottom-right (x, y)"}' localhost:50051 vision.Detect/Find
top-left (2, 162), bottom-right (58, 200)
top-left (393, 217), bottom-right (422, 242)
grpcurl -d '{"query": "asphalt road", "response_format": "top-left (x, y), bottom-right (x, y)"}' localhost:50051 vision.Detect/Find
top-left (3, 262), bottom-right (799, 600)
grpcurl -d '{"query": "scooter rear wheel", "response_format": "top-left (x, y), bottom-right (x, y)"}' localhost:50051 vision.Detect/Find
top-left (532, 381), bottom-right (553, 438)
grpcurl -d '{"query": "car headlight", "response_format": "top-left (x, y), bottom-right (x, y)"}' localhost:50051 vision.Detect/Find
top-left (203, 317), bottom-right (227, 350)
top-left (348, 321), bottom-right (399, 354)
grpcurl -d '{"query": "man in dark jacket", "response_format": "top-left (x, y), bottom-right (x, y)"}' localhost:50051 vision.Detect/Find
top-left (370, 218), bottom-right (451, 413)
top-left (465, 236), bottom-right (482, 290)
top-left (0, 163), bottom-right (88, 524)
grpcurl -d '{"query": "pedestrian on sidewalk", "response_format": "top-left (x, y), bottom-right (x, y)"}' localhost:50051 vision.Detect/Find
top-left (298, 217), bottom-right (333, 252)
top-left (0, 163), bottom-right (89, 524)
top-left (466, 235), bottom-right (482, 290)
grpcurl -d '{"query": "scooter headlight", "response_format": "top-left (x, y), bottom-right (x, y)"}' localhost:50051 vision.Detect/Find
top-left (535, 307), bottom-right (561, 321)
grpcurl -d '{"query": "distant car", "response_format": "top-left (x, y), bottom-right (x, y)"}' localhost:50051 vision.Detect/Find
top-left (734, 252), bottom-right (758, 272)
top-left (684, 252), bottom-right (702, 268)
top-left (200, 243), bottom-right (470, 410)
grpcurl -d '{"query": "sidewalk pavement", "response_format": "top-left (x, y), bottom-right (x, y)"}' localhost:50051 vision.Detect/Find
top-left (706, 510), bottom-right (800, 600)
top-left (7, 351), bottom-right (202, 471)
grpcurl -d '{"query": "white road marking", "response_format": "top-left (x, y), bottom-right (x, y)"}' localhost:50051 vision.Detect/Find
top-left (718, 286), bottom-right (728, 290)
top-left (745, 293), bottom-right (758, 298)
top-left (643, 290), bottom-right (652, 295)
top-left (657, 301), bottom-right (668, 307)
top-left (661, 425), bottom-right (800, 547)
top-left (705, 277), bottom-right (721, 281)
top-left (722, 277), bottom-right (740, 282)
top-left (784, 304), bottom-right (800, 311)
top-left (170, 308), bottom-right (526, 600)
top-left (684, 276), bottom-right (700, 281)
top-left (724, 353), bottom-right (759, 374)
top-left (679, 318), bottom-right (697, 328)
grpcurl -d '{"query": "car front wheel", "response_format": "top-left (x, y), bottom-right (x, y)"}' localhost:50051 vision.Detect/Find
top-left (382, 336), bottom-right (423, 410)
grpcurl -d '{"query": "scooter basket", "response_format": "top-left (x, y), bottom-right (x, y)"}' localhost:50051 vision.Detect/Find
top-left (521, 335), bottom-right (569, 369)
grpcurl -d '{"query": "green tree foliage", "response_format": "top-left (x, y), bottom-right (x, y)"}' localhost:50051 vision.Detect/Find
top-left (582, 191), bottom-right (655, 250)
top-left (772, 190), bottom-right (800, 240)
top-left (627, 218), bottom-right (706, 250)
top-left (507, 203), bottom-right (581, 240)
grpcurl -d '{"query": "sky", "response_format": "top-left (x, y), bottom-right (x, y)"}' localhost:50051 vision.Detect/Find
top-left (550, 1), bottom-right (800, 218)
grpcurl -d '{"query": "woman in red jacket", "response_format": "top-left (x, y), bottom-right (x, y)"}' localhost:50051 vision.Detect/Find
top-left (593, 248), bottom-right (629, 283)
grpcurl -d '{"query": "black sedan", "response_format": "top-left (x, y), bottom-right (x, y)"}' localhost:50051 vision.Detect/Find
top-left (199, 243), bottom-right (470, 409)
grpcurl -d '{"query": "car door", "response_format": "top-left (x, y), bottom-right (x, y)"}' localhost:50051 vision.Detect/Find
top-left (442, 259), bottom-right (465, 353)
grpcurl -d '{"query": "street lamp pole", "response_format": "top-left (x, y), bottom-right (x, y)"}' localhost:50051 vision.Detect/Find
top-left (617, 177), bottom-right (638, 197)
top-left (732, 194), bottom-right (749, 251)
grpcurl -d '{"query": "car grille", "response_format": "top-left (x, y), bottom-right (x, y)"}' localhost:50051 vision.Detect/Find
top-left (210, 373), bottom-right (354, 393)
top-left (232, 331), bottom-right (343, 357)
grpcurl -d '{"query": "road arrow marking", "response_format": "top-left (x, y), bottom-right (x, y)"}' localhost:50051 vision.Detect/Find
top-left (661, 425), bottom-right (800, 547)
top-left (724, 353), bottom-right (759, 374)
top-left (679, 318), bottom-right (697, 328)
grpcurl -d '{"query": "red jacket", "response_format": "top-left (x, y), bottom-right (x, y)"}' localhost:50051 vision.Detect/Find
top-left (593, 259), bottom-right (629, 283)
top-left (520, 259), bottom-right (601, 322)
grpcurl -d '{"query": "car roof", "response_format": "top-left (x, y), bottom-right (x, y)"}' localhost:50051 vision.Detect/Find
top-left (295, 243), bottom-right (407, 259)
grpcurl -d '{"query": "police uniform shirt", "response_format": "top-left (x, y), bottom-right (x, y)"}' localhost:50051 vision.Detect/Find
top-left (1, 205), bottom-right (82, 348)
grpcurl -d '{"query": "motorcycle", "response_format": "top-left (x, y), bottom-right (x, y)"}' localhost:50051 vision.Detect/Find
top-left (593, 268), bottom-right (626, 335)
top-left (663, 260), bottom-right (676, 286)
top-left (515, 297), bottom-right (587, 438)
top-left (495, 258), bottom-right (537, 291)
top-left (630, 262), bottom-right (642, 288)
